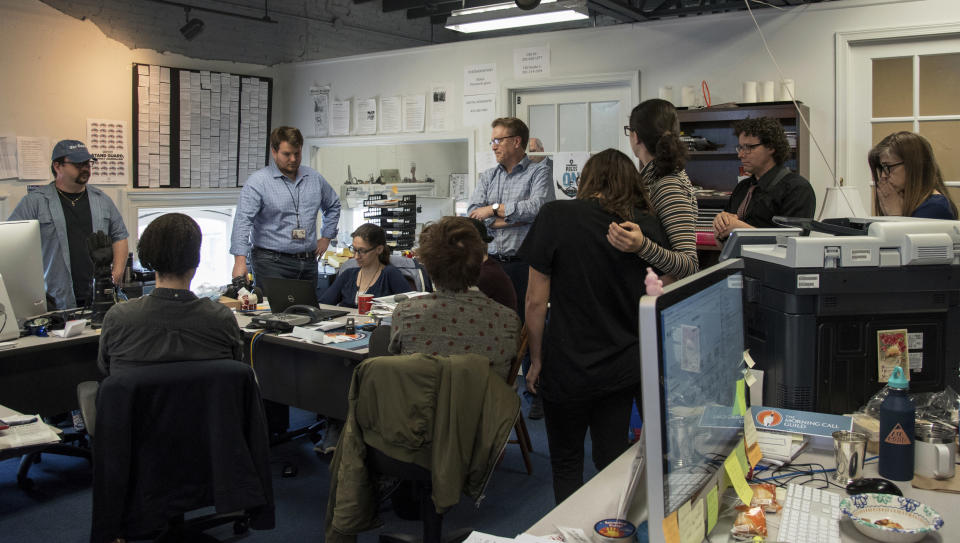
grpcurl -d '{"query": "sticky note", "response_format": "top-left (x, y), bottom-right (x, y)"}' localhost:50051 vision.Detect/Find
top-left (743, 407), bottom-right (758, 447)
top-left (678, 499), bottom-right (706, 543)
top-left (734, 440), bottom-right (749, 473)
top-left (747, 442), bottom-right (763, 468)
top-left (744, 349), bottom-right (756, 368)
top-left (662, 510), bottom-right (681, 543)
top-left (724, 454), bottom-right (753, 505)
top-left (732, 379), bottom-right (747, 415)
top-left (706, 486), bottom-right (719, 532)
top-left (742, 367), bottom-right (758, 387)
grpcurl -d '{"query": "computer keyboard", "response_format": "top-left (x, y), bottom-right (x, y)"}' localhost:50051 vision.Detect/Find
top-left (775, 483), bottom-right (841, 543)
top-left (665, 470), bottom-right (713, 512)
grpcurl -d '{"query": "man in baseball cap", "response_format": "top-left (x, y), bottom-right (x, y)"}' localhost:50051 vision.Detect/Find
top-left (8, 139), bottom-right (128, 310)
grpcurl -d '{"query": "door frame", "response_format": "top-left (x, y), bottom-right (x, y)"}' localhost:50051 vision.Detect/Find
top-left (502, 71), bottom-right (641, 121)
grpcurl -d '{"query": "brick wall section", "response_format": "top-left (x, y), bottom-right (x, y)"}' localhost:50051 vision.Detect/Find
top-left (40, 0), bottom-right (452, 64)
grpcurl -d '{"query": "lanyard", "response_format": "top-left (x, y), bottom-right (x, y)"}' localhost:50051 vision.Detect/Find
top-left (281, 177), bottom-right (302, 228)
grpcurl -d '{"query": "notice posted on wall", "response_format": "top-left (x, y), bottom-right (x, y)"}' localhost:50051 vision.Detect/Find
top-left (87, 119), bottom-right (129, 185)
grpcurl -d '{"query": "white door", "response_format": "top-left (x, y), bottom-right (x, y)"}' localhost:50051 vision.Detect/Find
top-left (843, 33), bottom-right (960, 210)
top-left (513, 84), bottom-right (632, 198)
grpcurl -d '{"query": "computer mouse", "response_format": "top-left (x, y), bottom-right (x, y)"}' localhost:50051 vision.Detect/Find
top-left (845, 477), bottom-right (903, 496)
top-left (359, 323), bottom-right (378, 332)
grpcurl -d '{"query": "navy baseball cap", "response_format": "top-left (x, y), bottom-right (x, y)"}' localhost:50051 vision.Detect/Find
top-left (51, 140), bottom-right (96, 162)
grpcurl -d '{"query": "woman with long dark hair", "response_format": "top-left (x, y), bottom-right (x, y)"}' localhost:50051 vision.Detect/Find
top-left (869, 131), bottom-right (958, 219)
top-left (520, 149), bottom-right (667, 503)
top-left (319, 223), bottom-right (409, 308)
top-left (607, 98), bottom-right (699, 280)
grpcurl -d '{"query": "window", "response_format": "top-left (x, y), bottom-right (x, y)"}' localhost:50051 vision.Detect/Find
top-left (137, 205), bottom-right (235, 294)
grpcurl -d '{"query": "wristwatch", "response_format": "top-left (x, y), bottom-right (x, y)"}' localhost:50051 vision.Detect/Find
top-left (492, 203), bottom-right (501, 215)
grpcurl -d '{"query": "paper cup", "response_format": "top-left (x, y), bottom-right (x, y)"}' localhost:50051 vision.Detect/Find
top-left (358, 294), bottom-right (374, 314)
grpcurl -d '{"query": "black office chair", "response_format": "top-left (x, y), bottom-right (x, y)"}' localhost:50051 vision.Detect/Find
top-left (89, 359), bottom-right (275, 543)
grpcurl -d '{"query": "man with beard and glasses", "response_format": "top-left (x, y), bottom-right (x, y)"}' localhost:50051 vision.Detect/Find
top-left (230, 126), bottom-right (341, 285)
top-left (8, 140), bottom-right (128, 310)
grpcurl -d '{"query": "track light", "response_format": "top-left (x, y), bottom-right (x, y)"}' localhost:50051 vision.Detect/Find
top-left (179, 8), bottom-right (204, 40)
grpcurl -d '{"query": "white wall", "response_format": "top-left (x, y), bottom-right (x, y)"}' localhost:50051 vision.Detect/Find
top-left (277, 0), bottom-right (960, 211)
top-left (0, 0), bottom-right (278, 221)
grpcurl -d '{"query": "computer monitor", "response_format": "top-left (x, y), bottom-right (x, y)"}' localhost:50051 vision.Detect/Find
top-left (639, 259), bottom-right (747, 542)
top-left (0, 220), bottom-right (47, 325)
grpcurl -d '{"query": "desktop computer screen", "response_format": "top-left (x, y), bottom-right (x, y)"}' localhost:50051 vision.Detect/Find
top-left (0, 220), bottom-right (47, 325)
top-left (639, 259), bottom-right (747, 542)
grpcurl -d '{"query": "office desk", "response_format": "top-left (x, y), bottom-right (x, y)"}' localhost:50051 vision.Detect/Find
top-left (237, 309), bottom-right (371, 421)
top-left (528, 443), bottom-right (956, 542)
top-left (0, 330), bottom-right (101, 415)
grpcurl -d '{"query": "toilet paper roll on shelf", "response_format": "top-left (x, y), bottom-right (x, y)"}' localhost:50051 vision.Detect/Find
top-left (780, 79), bottom-right (796, 101)
top-left (659, 86), bottom-right (674, 103)
top-left (759, 80), bottom-right (775, 102)
top-left (742, 80), bottom-right (757, 103)
top-left (680, 85), bottom-right (696, 107)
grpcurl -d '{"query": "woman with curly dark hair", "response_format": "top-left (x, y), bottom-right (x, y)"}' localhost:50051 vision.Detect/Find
top-left (388, 216), bottom-right (520, 380)
top-left (607, 98), bottom-right (699, 280)
top-left (520, 149), bottom-right (667, 503)
top-left (869, 131), bottom-right (957, 219)
top-left (713, 116), bottom-right (816, 240)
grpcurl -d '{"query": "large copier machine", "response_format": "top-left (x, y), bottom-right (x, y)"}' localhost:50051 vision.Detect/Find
top-left (731, 217), bottom-right (960, 415)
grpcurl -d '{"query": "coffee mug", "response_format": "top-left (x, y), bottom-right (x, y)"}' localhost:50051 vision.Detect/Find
top-left (914, 422), bottom-right (957, 480)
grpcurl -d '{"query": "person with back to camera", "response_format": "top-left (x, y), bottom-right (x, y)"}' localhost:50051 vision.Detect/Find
top-left (319, 223), bottom-right (409, 308)
top-left (520, 149), bottom-right (667, 503)
top-left (98, 213), bottom-right (243, 375)
top-left (467, 217), bottom-right (518, 312)
top-left (607, 99), bottom-right (699, 281)
top-left (869, 131), bottom-right (958, 220)
top-left (389, 216), bottom-right (520, 381)
top-left (712, 116), bottom-right (816, 241)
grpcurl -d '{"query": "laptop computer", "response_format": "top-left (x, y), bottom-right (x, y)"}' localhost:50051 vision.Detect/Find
top-left (258, 277), bottom-right (321, 313)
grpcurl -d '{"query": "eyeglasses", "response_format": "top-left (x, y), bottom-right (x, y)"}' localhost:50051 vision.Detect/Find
top-left (63, 160), bottom-right (92, 168)
top-left (353, 246), bottom-right (377, 256)
top-left (490, 135), bottom-right (518, 146)
top-left (735, 143), bottom-right (764, 154)
top-left (876, 161), bottom-right (904, 177)
top-left (623, 126), bottom-right (634, 137)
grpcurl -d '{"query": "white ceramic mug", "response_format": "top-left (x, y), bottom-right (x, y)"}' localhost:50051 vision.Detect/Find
top-left (914, 422), bottom-right (957, 480)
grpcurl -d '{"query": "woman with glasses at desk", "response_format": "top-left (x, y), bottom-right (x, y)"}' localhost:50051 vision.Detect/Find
top-left (318, 223), bottom-right (409, 308)
top-left (869, 131), bottom-right (958, 220)
top-left (520, 149), bottom-right (666, 504)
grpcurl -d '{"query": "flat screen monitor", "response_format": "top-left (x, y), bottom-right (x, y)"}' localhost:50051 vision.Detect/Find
top-left (639, 259), bottom-right (746, 542)
top-left (0, 220), bottom-right (47, 325)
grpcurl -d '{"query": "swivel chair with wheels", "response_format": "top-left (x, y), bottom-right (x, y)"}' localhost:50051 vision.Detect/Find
top-left (88, 359), bottom-right (275, 543)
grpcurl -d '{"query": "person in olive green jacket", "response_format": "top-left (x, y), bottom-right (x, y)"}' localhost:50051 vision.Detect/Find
top-left (325, 353), bottom-right (520, 543)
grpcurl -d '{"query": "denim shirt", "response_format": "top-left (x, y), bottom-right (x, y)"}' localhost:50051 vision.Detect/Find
top-left (8, 183), bottom-right (128, 309)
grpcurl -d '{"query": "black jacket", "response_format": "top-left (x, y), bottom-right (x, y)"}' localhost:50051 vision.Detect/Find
top-left (90, 359), bottom-right (274, 543)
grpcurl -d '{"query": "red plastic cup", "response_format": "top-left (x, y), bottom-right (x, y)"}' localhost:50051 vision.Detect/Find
top-left (358, 294), bottom-right (374, 314)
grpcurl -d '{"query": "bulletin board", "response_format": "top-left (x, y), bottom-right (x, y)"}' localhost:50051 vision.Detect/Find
top-left (132, 63), bottom-right (273, 188)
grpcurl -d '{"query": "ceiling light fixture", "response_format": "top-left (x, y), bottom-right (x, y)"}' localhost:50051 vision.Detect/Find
top-left (445, 0), bottom-right (588, 33)
top-left (179, 7), bottom-right (205, 40)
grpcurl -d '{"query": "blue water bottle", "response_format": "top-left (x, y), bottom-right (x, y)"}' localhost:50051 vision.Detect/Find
top-left (878, 366), bottom-right (914, 481)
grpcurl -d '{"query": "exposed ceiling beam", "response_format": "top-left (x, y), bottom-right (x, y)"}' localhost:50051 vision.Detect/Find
top-left (587, 0), bottom-right (649, 22)
top-left (408, 1), bottom-right (462, 19)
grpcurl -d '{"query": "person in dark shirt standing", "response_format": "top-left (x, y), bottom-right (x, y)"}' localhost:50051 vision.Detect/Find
top-left (713, 117), bottom-right (816, 241)
top-left (468, 217), bottom-right (517, 312)
top-left (99, 213), bottom-right (242, 375)
top-left (8, 140), bottom-right (128, 309)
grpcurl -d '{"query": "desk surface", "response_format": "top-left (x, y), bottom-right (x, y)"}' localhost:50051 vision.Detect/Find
top-left (236, 304), bottom-right (376, 361)
top-left (529, 443), bottom-right (955, 542)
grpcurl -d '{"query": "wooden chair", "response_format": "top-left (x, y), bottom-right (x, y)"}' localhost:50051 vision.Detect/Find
top-left (504, 325), bottom-right (534, 475)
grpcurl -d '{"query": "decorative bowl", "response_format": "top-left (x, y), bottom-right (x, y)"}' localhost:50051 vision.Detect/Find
top-left (839, 493), bottom-right (943, 543)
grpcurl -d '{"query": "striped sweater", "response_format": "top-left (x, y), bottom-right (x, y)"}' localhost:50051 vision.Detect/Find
top-left (637, 162), bottom-right (700, 279)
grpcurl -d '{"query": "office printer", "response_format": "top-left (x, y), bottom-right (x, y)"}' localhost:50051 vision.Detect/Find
top-left (737, 217), bottom-right (960, 414)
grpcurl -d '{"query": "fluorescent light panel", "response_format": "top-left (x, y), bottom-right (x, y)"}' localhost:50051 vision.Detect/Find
top-left (451, 0), bottom-right (557, 17)
top-left (445, 1), bottom-right (588, 33)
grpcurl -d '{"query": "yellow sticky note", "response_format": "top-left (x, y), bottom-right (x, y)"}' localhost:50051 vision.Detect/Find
top-left (662, 510), bottom-right (681, 543)
top-left (732, 379), bottom-right (747, 415)
top-left (734, 440), bottom-right (749, 473)
top-left (724, 454), bottom-right (754, 505)
top-left (678, 498), bottom-right (706, 543)
top-left (747, 442), bottom-right (763, 468)
top-left (743, 407), bottom-right (758, 447)
top-left (744, 349), bottom-right (756, 368)
top-left (391, 185), bottom-right (399, 194)
top-left (706, 486), bottom-right (719, 533)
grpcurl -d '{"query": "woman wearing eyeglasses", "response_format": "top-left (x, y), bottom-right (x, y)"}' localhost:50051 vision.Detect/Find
top-left (319, 223), bottom-right (409, 308)
top-left (607, 99), bottom-right (699, 280)
top-left (869, 131), bottom-right (958, 220)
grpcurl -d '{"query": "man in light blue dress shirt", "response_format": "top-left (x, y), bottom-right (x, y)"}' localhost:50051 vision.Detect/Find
top-left (230, 126), bottom-right (341, 284)
top-left (468, 117), bottom-right (553, 322)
